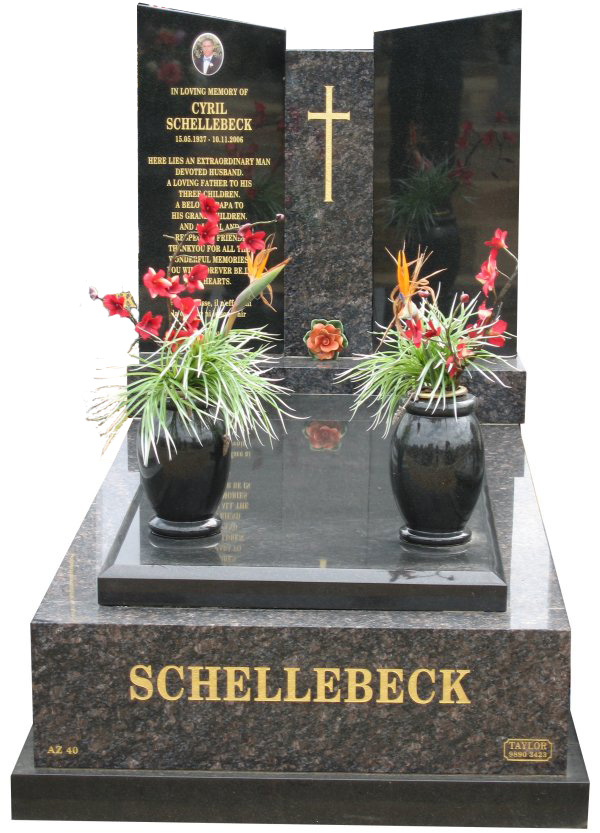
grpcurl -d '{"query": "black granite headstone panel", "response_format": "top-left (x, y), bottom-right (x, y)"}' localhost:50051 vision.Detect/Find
top-left (138, 5), bottom-right (285, 338)
top-left (284, 51), bottom-right (373, 356)
top-left (374, 12), bottom-right (521, 354)
top-left (12, 721), bottom-right (589, 826)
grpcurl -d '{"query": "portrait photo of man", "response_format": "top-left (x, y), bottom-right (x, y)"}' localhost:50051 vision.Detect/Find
top-left (192, 33), bottom-right (224, 76)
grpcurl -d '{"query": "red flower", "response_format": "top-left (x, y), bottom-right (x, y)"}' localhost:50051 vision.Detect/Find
top-left (482, 129), bottom-right (496, 146)
top-left (165, 324), bottom-right (198, 350)
top-left (461, 120), bottom-right (474, 134)
top-left (197, 220), bottom-right (219, 246)
top-left (495, 110), bottom-right (508, 124)
top-left (142, 268), bottom-right (172, 299)
top-left (456, 133), bottom-right (469, 149)
top-left (460, 292), bottom-right (469, 304)
top-left (167, 275), bottom-right (186, 296)
top-left (238, 227), bottom-right (266, 253)
top-left (157, 60), bottom-right (182, 84)
top-left (475, 258), bottom-right (498, 297)
top-left (455, 341), bottom-right (473, 360)
top-left (198, 194), bottom-right (220, 222)
top-left (477, 301), bottom-right (493, 322)
top-left (173, 296), bottom-right (202, 324)
top-left (102, 294), bottom-right (130, 318)
top-left (185, 263), bottom-right (208, 292)
top-left (135, 311), bottom-right (162, 340)
top-left (423, 320), bottom-right (441, 339)
top-left (487, 319), bottom-right (508, 347)
top-left (502, 131), bottom-right (517, 144)
top-left (484, 228), bottom-right (508, 249)
top-left (403, 317), bottom-right (423, 347)
top-left (445, 355), bottom-right (458, 378)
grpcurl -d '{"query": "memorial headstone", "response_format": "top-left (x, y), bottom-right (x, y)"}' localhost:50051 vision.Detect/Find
top-left (10, 6), bottom-right (588, 828)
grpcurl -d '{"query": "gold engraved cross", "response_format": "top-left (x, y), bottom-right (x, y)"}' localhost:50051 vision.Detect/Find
top-left (307, 85), bottom-right (350, 203)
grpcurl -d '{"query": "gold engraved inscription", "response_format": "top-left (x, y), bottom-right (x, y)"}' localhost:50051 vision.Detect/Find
top-left (128, 664), bottom-right (472, 705)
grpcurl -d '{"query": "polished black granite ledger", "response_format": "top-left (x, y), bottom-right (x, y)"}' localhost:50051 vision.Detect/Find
top-left (29, 396), bottom-right (571, 777)
top-left (98, 397), bottom-right (506, 611)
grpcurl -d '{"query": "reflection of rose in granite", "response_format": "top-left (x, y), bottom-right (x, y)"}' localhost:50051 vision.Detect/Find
top-left (304, 319), bottom-right (347, 360)
top-left (304, 421), bottom-right (347, 451)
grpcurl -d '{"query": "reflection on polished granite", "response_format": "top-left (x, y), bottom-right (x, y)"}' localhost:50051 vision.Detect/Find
top-left (98, 396), bottom-right (506, 610)
top-left (36, 395), bottom-right (561, 630)
top-left (31, 395), bottom-right (570, 775)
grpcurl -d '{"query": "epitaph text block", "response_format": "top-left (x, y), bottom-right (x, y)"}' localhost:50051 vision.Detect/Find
top-left (138, 5), bottom-right (285, 338)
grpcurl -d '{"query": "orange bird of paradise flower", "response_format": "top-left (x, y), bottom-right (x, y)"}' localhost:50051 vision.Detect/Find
top-left (245, 232), bottom-right (289, 311)
top-left (385, 247), bottom-right (443, 330)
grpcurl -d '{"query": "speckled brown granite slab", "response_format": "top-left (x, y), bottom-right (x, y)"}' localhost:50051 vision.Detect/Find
top-left (30, 396), bottom-right (569, 775)
top-left (284, 51), bottom-right (373, 356)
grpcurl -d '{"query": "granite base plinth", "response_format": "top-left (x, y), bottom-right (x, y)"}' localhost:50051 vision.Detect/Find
top-left (30, 414), bottom-right (571, 774)
top-left (12, 720), bottom-right (589, 827)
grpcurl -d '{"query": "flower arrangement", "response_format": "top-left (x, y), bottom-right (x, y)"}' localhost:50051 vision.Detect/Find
top-left (384, 115), bottom-right (517, 240)
top-left (338, 229), bottom-right (517, 434)
top-left (89, 195), bottom-right (291, 463)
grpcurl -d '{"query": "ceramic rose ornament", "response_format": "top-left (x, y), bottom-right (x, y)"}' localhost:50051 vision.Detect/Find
top-left (304, 319), bottom-right (348, 361)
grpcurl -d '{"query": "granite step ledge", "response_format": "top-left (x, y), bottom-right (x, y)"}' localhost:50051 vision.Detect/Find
top-left (279, 355), bottom-right (526, 423)
top-left (12, 719), bottom-right (589, 826)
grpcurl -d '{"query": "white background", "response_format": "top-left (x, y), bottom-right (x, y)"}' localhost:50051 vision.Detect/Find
top-left (1, 0), bottom-right (598, 830)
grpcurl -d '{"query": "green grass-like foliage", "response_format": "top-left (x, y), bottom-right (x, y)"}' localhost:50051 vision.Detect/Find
top-left (337, 296), bottom-right (514, 436)
top-left (384, 161), bottom-right (458, 240)
top-left (90, 306), bottom-right (293, 464)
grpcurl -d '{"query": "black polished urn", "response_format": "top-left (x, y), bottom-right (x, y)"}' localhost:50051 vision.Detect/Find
top-left (137, 410), bottom-right (231, 539)
top-left (390, 392), bottom-right (484, 546)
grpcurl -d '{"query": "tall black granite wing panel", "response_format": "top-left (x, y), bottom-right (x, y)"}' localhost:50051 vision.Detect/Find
top-left (374, 12), bottom-right (521, 354)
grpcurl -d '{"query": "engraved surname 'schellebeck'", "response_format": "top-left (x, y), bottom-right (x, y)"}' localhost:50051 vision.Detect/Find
top-left (503, 738), bottom-right (553, 762)
top-left (307, 85), bottom-right (350, 203)
top-left (129, 664), bottom-right (472, 704)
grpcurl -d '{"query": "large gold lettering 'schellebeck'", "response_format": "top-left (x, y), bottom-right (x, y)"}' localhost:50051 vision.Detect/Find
top-left (128, 664), bottom-right (472, 705)
top-left (307, 86), bottom-right (351, 203)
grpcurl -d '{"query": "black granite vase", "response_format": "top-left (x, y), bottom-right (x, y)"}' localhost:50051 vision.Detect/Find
top-left (390, 392), bottom-right (484, 546)
top-left (136, 410), bottom-right (231, 539)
